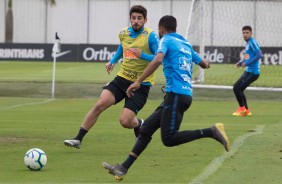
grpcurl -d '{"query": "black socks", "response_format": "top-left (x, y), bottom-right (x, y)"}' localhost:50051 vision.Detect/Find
top-left (121, 154), bottom-right (137, 170)
top-left (74, 127), bottom-right (88, 141)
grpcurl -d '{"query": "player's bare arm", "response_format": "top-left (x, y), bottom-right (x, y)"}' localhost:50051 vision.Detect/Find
top-left (129, 48), bottom-right (142, 58)
top-left (126, 81), bottom-right (141, 97)
top-left (126, 52), bottom-right (164, 97)
top-left (105, 62), bottom-right (114, 74)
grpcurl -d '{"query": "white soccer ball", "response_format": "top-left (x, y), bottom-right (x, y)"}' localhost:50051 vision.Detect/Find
top-left (24, 148), bottom-right (47, 171)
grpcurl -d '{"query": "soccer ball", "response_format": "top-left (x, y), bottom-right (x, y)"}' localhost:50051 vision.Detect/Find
top-left (24, 148), bottom-right (47, 171)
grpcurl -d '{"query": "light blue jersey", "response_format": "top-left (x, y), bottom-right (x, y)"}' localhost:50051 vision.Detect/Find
top-left (243, 37), bottom-right (261, 74)
top-left (157, 33), bottom-right (202, 96)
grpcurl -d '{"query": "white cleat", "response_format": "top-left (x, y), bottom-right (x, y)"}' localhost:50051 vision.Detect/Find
top-left (64, 139), bottom-right (81, 149)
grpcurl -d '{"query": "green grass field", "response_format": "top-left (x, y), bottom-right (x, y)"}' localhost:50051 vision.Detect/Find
top-left (1, 61), bottom-right (282, 87)
top-left (0, 61), bottom-right (282, 183)
top-left (1, 98), bottom-right (282, 183)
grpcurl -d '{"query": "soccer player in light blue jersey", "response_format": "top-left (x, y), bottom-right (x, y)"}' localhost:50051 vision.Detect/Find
top-left (102, 15), bottom-right (230, 181)
top-left (233, 25), bottom-right (263, 116)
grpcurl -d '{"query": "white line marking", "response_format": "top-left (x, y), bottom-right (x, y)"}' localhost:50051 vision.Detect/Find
top-left (0, 99), bottom-right (54, 110)
top-left (189, 125), bottom-right (265, 184)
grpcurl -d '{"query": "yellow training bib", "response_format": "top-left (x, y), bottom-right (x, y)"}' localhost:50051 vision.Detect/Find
top-left (117, 27), bottom-right (155, 84)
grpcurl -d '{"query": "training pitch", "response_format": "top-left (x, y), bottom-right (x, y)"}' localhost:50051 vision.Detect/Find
top-left (0, 62), bottom-right (282, 183)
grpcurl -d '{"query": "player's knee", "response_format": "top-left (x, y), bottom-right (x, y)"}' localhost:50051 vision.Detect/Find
top-left (233, 85), bottom-right (237, 91)
top-left (233, 86), bottom-right (240, 93)
top-left (93, 101), bottom-right (107, 114)
top-left (119, 118), bottom-right (132, 128)
top-left (161, 137), bottom-right (176, 147)
top-left (120, 122), bottom-right (131, 128)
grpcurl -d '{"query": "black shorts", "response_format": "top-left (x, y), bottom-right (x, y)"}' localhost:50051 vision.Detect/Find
top-left (103, 76), bottom-right (150, 115)
top-left (141, 92), bottom-right (192, 137)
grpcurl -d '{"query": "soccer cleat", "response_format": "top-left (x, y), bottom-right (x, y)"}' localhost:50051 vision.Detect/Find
top-left (232, 106), bottom-right (246, 116)
top-left (134, 118), bottom-right (144, 139)
top-left (240, 109), bottom-right (252, 116)
top-left (64, 139), bottom-right (81, 149)
top-left (102, 162), bottom-right (127, 181)
top-left (211, 123), bottom-right (230, 152)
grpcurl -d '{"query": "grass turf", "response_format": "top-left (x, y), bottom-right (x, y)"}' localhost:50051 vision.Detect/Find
top-left (1, 61), bottom-right (282, 183)
top-left (0, 97), bottom-right (282, 183)
top-left (1, 61), bottom-right (282, 87)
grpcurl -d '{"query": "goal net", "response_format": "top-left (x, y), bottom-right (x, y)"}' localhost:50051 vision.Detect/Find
top-left (186, 0), bottom-right (282, 90)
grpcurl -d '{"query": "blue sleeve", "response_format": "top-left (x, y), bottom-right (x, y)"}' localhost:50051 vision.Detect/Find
top-left (245, 50), bottom-right (262, 65)
top-left (250, 39), bottom-right (260, 53)
top-left (140, 31), bottom-right (159, 62)
top-left (191, 49), bottom-right (202, 64)
top-left (109, 44), bottom-right (123, 65)
top-left (157, 37), bottom-right (168, 55)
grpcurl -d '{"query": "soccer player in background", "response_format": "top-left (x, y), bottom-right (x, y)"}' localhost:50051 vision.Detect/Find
top-left (102, 15), bottom-right (230, 181)
top-left (232, 25), bottom-right (263, 116)
top-left (64, 5), bottom-right (159, 148)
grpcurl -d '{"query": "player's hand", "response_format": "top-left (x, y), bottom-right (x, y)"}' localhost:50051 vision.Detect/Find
top-left (105, 62), bottom-right (114, 74)
top-left (199, 59), bottom-right (210, 69)
top-left (129, 48), bottom-right (142, 58)
top-left (235, 61), bottom-right (246, 68)
top-left (235, 61), bottom-right (241, 68)
top-left (241, 62), bottom-right (246, 68)
top-left (205, 60), bottom-right (210, 69)
top-left (126, 81), bottom-right (141, 97)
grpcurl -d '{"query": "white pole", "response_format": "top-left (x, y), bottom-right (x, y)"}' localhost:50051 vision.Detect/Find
top-left (51, 33), bottom-right (61, 99)
top-left (199, 0), bottom-right (205, 83)
top-left (185, 0), bottom-right (195, 39)
top-left (51, 56), bottom-right (56, 99)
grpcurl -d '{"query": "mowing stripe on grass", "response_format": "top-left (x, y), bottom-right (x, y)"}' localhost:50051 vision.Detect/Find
top-left (189, 125), bottom-right (265, 184)
top-left (0, 99), bottom-right (54, 110)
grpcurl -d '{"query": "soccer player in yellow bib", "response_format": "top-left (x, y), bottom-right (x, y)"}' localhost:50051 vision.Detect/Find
top-left (64, 5), bottom-right (159, 149)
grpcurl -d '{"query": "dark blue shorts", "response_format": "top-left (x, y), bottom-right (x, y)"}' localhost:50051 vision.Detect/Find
top-left (233, 71), bottom-right (260, 91)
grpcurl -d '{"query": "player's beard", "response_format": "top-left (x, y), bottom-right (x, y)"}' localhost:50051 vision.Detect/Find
top-left (159, 30), bottom-right (163, 39)
top-left (132, 24), bottom-right (142, 32)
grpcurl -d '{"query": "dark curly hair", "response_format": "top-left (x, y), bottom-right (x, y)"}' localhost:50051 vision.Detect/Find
top-left (159, 15), bottom-right (177, 32)
top-left (242, 25), bottom-right (252, 32)
top-left (129, 5), bottom-right (147, 19)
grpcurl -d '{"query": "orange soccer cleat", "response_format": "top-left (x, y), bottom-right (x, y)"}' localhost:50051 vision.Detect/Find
top-left (232, 106), bottom-right (246, 116)
top-left (241, 109), bottom-right (252, 116)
